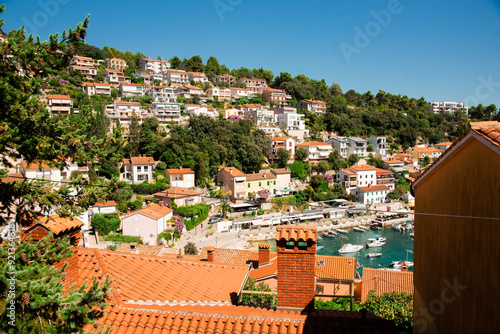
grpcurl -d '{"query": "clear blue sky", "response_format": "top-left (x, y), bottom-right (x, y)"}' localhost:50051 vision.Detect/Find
top-left (3, 0), bottom-right (500, 107)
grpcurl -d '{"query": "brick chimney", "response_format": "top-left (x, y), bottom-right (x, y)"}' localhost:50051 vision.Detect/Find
top-left (19, 213), bottom-right (83, 289)
top-left (276, 225), bottom-right (317, 310)
top-left (207, 246), bottom-right (215, 262)
top-left (258, 243), bottom-right (271, 267)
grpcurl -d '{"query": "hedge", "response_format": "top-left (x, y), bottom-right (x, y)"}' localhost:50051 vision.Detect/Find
top-left (104, 234), bottom-right (143, 244)
top-left (91, 213), bottom-right (120, 236)
top-left (176, 203), bottom-right (210, 231)
top-left (130, 179), bottom-right (169, 195)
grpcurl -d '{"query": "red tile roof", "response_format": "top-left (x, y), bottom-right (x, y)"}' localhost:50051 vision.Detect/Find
top-left (412, 147), bottom-right (442, 153)
top-left (383, 159), bottom-right (404, 164)
top-left (219, 167), bottom-right (245, 177)
top-left (374, 168), bottom-right (394, 176)
top-left (271, 168), bottom-right (291, 175)
top-left (361, 268), bottom-right (414, 303)
top-left (198, 247), bottom-right (260, 266)
top-left (271, 137), bottom-right (290, 141)
top-left (123, 156), bottom-right (155, 165)
top-left (154, 187), bottom-right (202, 199)
top-left (316, 255), bottom-right (355, 281)
top-left (245, 172), bottom-right (277, 181)
top-left (26, 214), bottom-right (84, 235)
top-left (358, 185), bottom-right (390, 192)
top-left (21, 160), bottom-right (53, 170)
top-left (122, 203), bottom-right (173, 220)
top-left (166, 168), bottom-right (195, 175)
top-left (0, 173), bottom-right (25, 182)
top-left (47, 94), bottom-right (73, 100)
top-left (296, 141), bottom-right (331, 146)
top-left (348, 165), bottom-right (376, 171)
top-left (93, 201), bottom-right (116, 207)
top-left (249, 258), bottom-right (278, 280)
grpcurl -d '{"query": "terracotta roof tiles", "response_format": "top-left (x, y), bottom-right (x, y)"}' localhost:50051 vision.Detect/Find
top-left (124, 156), bottom-right (155, 165)
top-left (245, 172), bottom-right (277, 181)
top-left (316, 255), bottom-right (355, 281)
top-left (122, 203), bottom-right (173, 220)
top-left (358, 185), bottom-right (390, 192)
top-left (296, 141), bottom-right (331, 146)
top-left (166, 168), bottom-right (195, 174)
top-left (26, 214), bottom-right (84, 235)
top-left (154, 187), bottom-right (202, 199)
top-left (275, 225), bottom-right (317, 242)
top-left (220, 167), bottom-right (245, 177)
top-left (271, 168), bottom-right (291, 175)
top-left (361, 268), bottom-right (414, 303)
top-left (93, 200), bottom-right (116, 207)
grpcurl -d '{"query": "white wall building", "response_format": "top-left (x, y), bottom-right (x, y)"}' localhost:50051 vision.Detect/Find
top-left (336, 165), bottom-right (377, 194)
top-left (121, 156), bottom-right (155, 183)
top-left (165, 69), bottom-right (189, 86)
top-left (328, 137), bottom-right (367, 158)
top-left (367, 137), bottom-right (388, 158)
top-left (166, 168), bottom-right (195, 188)
top-left (105, 101), bottom-right (146, 125)
top-left (146, 86), bottom-right (176, 103)
top-left (151, 101), bottom-right (181, 123)
top-left (139, 57), bottom-right (171, 74)
top-left (269, 137), bottom-right (296, 163)
top-left (355, 185), bottom-right (390, 205)
top-left (121, 203), bottom-right (173, 245)
top-left (276, 111), bottom-right (306, 131)
top-left (427, 101), bottom-right (468, 114)
top-left (119, 83), bottom-right (144, 98)
top-left (295, 141), bottom-right (333, 161)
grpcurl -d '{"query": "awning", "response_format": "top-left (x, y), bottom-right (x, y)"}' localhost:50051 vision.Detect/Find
top-left (299, 214), bottom-right (323, 220)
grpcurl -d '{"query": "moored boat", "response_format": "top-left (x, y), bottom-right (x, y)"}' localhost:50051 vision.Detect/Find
top-left (366, 253), bottom-right (382, 258)
top-left (353, 227), bottom-right (366, 232)
top-left (322, 230), bottom-right (337, 237)
top-left (338, 244), bottom-right (363, 254)
top-left (359, 225), bottom-right (370, 231)
top-left (390, 260), bottom-right (414, 268)
top-left (366, 240), bottom-right (386, 247)
top-left (337, 229), bottom-right (348, 234)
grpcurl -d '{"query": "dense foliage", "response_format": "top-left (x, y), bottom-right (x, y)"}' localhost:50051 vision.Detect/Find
top-left (363, 291), bottom-right (413, 331)
top-left (0, 234), bottom-right (112, 334)
top-left (175, 203), bottom-right (210, 231)
top-left (239, 279), bottom-right (277, 307)
top-left (90, 213), bottom-right (120, 236)
top-left (130, 178), bottom-right (169, 195)
top-left (314, 297), bottom-right (357, 311)
top-left (104, 234), bottom-right (143, 244)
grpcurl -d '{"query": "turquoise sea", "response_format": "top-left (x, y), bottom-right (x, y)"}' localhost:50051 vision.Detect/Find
top-left (250, 226), bottom-right (414, 276)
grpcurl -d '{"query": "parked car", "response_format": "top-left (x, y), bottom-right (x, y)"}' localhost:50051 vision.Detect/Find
top-left (209, 216), bottom-right (222, 224)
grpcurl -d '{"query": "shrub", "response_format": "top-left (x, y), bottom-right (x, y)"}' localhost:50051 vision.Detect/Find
top-left (251, 211), bottom-right (256, 216)
top-left (257, 209), bottom-right (264, 215)
top-left (239, 279), bottom-right (277, 307)
top-left (176, 203), bottom-right (210, 231)
top-left (363, 291), bottom-right (413, 331)
top-left (131, 179), bottom-right (169, 195)
top-left (184, 242), bottom-right (198, 255)
top-left (91, 213), bottom-right (120, 236)
top-left (104, 234), bottom-right (143, 244)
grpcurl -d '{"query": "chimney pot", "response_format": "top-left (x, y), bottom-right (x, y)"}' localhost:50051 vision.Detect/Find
top-left (207, 246), bottom-right (215, 262)
top-left (258, 243), bottom-right (271, 267)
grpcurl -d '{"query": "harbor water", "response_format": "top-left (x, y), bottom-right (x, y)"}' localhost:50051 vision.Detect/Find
top-left (250, 226), bottom-right (414, 276)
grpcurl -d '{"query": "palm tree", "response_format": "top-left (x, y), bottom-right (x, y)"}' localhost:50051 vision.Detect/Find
top-left (217, 201), bottom-right (233, 219)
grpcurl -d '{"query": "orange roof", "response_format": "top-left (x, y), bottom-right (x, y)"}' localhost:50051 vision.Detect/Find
top-left (276, 225), bottom-right (317, 242)
top-left (104, 68), bottom-right (123, 73)
top-left (124, 203), bottom-right (172, 220)
top-left (120, 82), bottom-right (143, 86)
top-left (296, 141), bottom-right (331, 146)
top-left (245, 172), bottom-right (277, 181)
top-left (93, 201), bottom-right (116, 207)
top-left (73, 55), bottom-right (94, 60)
top-left (124, 156), bottom-right (155, 165)
top-left (343, 169), bottom-right (356, 175)
top-left (271, 168), bottom-right (291, 175)
top-left (166, 168), bottom-right (195, 175)
top-left (168, 69), bottom-right (187, 73)
top-left (79, 248), bottom-right (249, 305)
top-left (301, 99), bottom-right (326, 104)
top-left (348, 165), bottom-right (376, 171)
top-left (115, 101), bottom-right (141, 106)
top-left (374, 168), bottom-right (394, 175)
top-left (21, 160), bottom-right (53, 170)
top-left (198, 247), bottom-right (260, 266)
top-left (219, 167), bottom-right (245, 177)
top-left (1, 173), bottom-right (25, 182)
top-left (470, 121), bottom-right (500, 148)
top-left (316, 255), bottom-right (355, 281)
top-left (383, 159), bottom-right (404, 164)
top-left (30, 214), bottom-right (84, 235)
top-left (271, 137), bottom-right (290, 141)
top-left (154, 187), bottom-right (202, 199)
top-left (435, 141), bottom-right (454, 146)
top-left (413, 147), bottom-right (442, 153)
top-left (358, 185), bottom-right (390, 192)
top-left (249, 258), bottom-right (278, 280)
top-left (361, 268), bottom-right (414, 303)
top-left (47, 94), bottom-right (73, 100)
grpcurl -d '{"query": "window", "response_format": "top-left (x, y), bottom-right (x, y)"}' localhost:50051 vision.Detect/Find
top-left (144, 166), bottom-right (148, 171)
top-left (259, 182), bottom-right (261, 187)
top-left (267, 181), bottom-right (269, 186)
top-left (285, 241), bottom-right (294, 250)
top-left (274, 180), bottom-right (276, 185)
top-left (137, 166), bottom-right (142, 172)
top-left (298, 241), bottom-right (308, 250)
top-left (248, 183), bottom-right (250, 188)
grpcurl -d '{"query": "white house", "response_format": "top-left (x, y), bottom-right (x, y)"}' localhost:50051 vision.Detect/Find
top-left (276, 110), bottom-right (306, 131)
top-left (102, 68), bottom-right (130, 87)
top-left (82, 82), bottom-right (112, 96)
top-left (121, 203), bottom-right (173, 245)
top-left (295, 141), bottom-right (333, 162)
top-left (207, 87), bottom-right (231, 101)
top-left (91, 201), bottom-right (117, 214)
top-left (139, 57), bottom-right (171, 74)
top-left (151, 101), bottom-right (181, 123)
top-left (355, 184), bottom-right (390, 205)
top-left (119, 83), bottom-right (144, 98)
top-left (367, 137), bottom-right (388, 158)
top-left (165, 168), bottom-right (195, 188)
top-left (19, 161), bottom-right (62, 183)
top-left (188, 107), bottom-right (219, 118)
top-left (269, 137), bottom-right (296, 163)
top-left (328, 137), bottom-right (368, 158)
top-left (174, 85), bottom-right (204, 99)
top-left (105, 101), bottom-right (146, 125)
top-left (146, 86), bottom-right (176, 103)
top-left (187, 72), bottom-right (209, 84)
top-left (271, 168), bottom-right (293, 195)
top-left (121, 156), bottom-right (155, 183)
top-left (336, 165), bottom-right (377, 194)
top-left (165, 69), bottom-right (189, 86)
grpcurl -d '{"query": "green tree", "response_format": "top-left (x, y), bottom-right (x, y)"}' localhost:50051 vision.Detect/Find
top-left (289, 161), bottom-right (308, 180)
top-left (276, 148), bottom-right (291, 167)
top-left (347, 154), bottom-right (361, 166)
top-left (294, 147), bottom-right (309, 162)
top-left (317, 160), bottom-right (330, 174)
top-left (184, 242), bottom-right (198, 255)
top-left (363, 291), bottom-right (413, 331)
top-left (217, 200), bottom-right (233, 219)
top-left (168, 56), bottom-right (182, 69)
top-left (329, 82), bottom-right (343, 97)
top-left (91, 213), bottom-right (121, 236)
top-left (310, 175), bottom-right (324, 191)
top-left (387, 190), bottom-right (400, 201)
top-left (127, 113), bottom-right (141, 157)
top-left (240, 279), bottom-right (276, 307)
top-left (0, 234), bottom-right (112, 334)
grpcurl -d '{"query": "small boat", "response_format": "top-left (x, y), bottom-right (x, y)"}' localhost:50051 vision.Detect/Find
top-left (367, 236), bottom-right (386, 242)
top-left (390, 260), bottom-right (414, 268)
top-left (366, 240), bottom-right (386, 248)
top-left (359, 225), bottom-right (370, 231)
top-left (392, 223), bottom-right (405, 232)
top-left (366, 253), bottom-right (382, 258)
top-left (410, 232), bottom-right (414, 238)
top-left (338, 244), bottom-right (363, 254)
top-left (336, 229), bottom-right (348, 234)
top-left (353, 227), bottom-right (366, 232)
top-left (322, 230), bottom-right (337, 237)
top-left (317, 245), bottom-right (325, 250)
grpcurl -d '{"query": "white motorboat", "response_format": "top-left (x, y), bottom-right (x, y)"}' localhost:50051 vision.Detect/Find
top-left (390, 260), bottom-right (414, 268)
top-left (366, 253), bottom-right (382, 258)
top-left (392, 223), bottom-right (405, 232)
top-left (337, 229), bottom-right (348, 234)
top-left (353, 227), bottom-right (366, 232)
top-left (410, 233), bottom-right (414, 238)
top-left (367, 235), bottom-right (386, 242)
top-left (359, 225), bottom-right (370, 231)
top-left (322, 230), bottom-right (337, 237)
top-left (366, 240), bottom-right (386, 248)
top-left (338, 244), bottom-right (363, 254)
